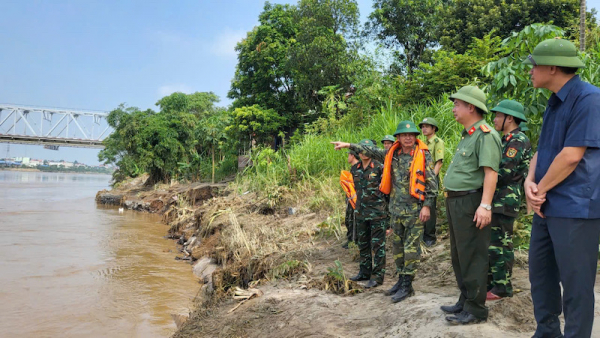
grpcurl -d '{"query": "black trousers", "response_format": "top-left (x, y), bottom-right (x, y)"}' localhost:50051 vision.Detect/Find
top-left (529, 216), bottom-right (600, 338)
top-left (446, 190), bottom-right (491, 319)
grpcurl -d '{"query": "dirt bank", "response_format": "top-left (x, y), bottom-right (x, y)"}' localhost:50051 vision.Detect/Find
top-left (97, 176), bottom-right (600, 338)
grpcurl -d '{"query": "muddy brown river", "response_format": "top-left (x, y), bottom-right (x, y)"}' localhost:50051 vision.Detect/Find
top-left (0, 170), bottom-right (199, 338)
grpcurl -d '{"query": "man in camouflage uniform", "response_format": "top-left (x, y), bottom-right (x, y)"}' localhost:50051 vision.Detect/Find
top-left (419, 117), bottom-right (445, 247)
top-left (488, 100), bottom-right (532, 300)
top-left (348, 139), bottom-right (388, 288)
top-left (343, 149), bottom-right (360, 249)
top-left (331, 121), bottom-right (438, 301)
top-left (381, 135), bottom-right (395, 151)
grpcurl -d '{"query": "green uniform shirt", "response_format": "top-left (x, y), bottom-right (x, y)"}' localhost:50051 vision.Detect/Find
top-left (444, 119), bottom-right (502, 191)
top-left (492, 128), bottom-right (532, 217)
top-left (352, 160), bottom-right (388, 221)
top-left (350, 143), bottom-right (438, 217)
top-left (425, 135), bottom-right (445, 165)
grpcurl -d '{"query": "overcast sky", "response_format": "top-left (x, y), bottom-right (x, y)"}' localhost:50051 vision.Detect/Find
top-left (0, 0), bottom-right (598, 164)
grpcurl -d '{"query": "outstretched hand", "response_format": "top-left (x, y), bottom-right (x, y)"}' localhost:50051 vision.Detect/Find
top-left (330, 141), bottom-right (350, 150)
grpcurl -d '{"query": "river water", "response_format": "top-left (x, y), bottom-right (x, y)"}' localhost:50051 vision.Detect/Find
top-left (0, 170), bottom-right (199, 338)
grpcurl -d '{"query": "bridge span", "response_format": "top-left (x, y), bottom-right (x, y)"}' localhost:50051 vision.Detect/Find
top-left (0, 104), bottom-right (111, 148)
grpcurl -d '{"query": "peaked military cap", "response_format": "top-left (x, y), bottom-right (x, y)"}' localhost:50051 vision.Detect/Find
top-left (491, 100), bottom-right (527, 122)
top-left (418, 117), bottom-right (439, 131)
top-left (449, 86), bottom-right (488, 113)
top-left (393, 121), bottom-right (420, 136)
top-left (523, 38), bottom-right (585, 68)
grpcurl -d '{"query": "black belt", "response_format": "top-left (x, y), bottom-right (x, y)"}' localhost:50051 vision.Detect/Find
top-left (444, 188), bottom-right (482, 198)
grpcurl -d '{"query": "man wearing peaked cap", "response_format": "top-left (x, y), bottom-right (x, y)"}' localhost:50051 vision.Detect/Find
top-left (419, 117), bottom-right (445, 247)
top-left (523, 38), bottom-right (600, 338)
top-left (441, 85), bottom-right (502, 325)
top-left (381, 135), bottom-right (395, 151)
top-left (331, 121), bottom-right (437, 303)
top-left (487, 100), bottom-right (532, 301)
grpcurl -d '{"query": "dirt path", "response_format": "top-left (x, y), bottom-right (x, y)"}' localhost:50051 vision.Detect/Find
top-left (173, 233), bottom-right (600, 338)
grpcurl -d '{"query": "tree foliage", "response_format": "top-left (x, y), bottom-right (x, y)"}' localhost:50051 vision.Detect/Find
top-left (438, 0), bottom-right (581, 53)
top-left (228, 0), bottom-right (362, 133)
top-left (365, 0), bottom-right (442, 74)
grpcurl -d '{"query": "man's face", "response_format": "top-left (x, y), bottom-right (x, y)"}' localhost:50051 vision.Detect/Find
top-left (347, 153), bottom-right (355, 164)
top-left (382, 140), bottom-right (393, 150)
top-left (492, 112), bottom-right (506, 131)
top-left (452, 99), bottom-right (472, 124)
top-left (421, 124), bottom-right (434, 136)
top-left (358, 153), bottom-right (370, 161)
top-left (397, 133), bottom-right (416, 149)
top-left (529, 65), bottom-right (552, 89)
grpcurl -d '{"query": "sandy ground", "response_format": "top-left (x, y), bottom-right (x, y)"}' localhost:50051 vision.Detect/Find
top-left (175, 237), bottom-right (600, 338)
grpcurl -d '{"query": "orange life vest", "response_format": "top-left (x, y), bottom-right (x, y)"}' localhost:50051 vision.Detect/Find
top-left (379, 139), bottom-right (428, 201)
top-left (340, 170), bottom-right (357, 209)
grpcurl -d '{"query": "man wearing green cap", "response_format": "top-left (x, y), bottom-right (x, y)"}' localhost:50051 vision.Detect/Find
top-left (487, 100), bottom-right (532, 301)
top-left (440, 85), bottom-right (502, 325)
top-left (381, 135), bottom-right (395, 151)
top-left (523, 38), bottom-right (600, 338)
top-left (347, 139), bottom-right (388, 288)
top-left (331, 121), bottom-right (437, 302)
top-left (419, 117), bottom-right (445, 247)
top-left (342, 149), bottom-right (360, 249)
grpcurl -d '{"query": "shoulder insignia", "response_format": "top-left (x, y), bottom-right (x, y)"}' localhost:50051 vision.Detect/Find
top-left (506, 133), bottom-right (513, 141)
top-left (480, 124), bottom-right (491, 133)
top-left (434, 138), bottom-right (440, 143)
top-left (506, 147), bottom-right (518, 158)
top-left (468, 127), bottom-right (476, 135)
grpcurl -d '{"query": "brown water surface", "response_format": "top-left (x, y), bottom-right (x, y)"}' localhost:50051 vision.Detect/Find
top-left (0, 170), bottom-right (199, 338)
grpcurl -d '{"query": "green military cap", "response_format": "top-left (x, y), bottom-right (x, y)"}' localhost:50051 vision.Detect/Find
top-left (418, 117), bottom-right (439, 131)
top-left (358, 139), bottom-right (377, 147)
top-left (522, 38), bottom-right (585, 68)
top-left (490, 99), bottom-right (527, 122)
top-left (519, 122), bottom-right (529, 132)
top-left (393, 120), bottom-right (420, 136)
top-left (381, 135), bottom-right (395, 143)
top-left (449, 85), bottom-right (488, 113)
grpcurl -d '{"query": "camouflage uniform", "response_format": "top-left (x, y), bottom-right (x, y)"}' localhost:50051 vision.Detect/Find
top-left (351, 144), bottom-right (437, 277)
top-left (489, 127), bottom-right (532, 297)
top-left (352, 159), bottom-right (388, 283)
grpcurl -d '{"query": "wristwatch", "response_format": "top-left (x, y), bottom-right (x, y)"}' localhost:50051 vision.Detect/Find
top-left (480, 203), bottom-right (492, 211)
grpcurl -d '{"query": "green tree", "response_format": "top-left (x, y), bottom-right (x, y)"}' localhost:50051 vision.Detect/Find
top-left (198, 109), bottom-right (231, 183)
top-left (228, 0), bottom-right (363, 136)
top-left (439, 0), bottom-right (581, 53)
top-left (226, 105), bottom-right (285, 149)
top-left (365, 0), bottom-right (442, 74)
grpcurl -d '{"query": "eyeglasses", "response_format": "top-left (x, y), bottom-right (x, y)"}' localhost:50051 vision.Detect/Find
top-left (527, 54), bottom-right (538, 66)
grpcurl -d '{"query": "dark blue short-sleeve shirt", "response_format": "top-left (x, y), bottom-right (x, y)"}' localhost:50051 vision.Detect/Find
top-left (535, 75), bottom-right (600, 219)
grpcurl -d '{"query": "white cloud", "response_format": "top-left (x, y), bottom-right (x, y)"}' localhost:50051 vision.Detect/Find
top-left (209, 28), bottom-right (246, 58)
top-left (157, 84), bottom-right (194, 98)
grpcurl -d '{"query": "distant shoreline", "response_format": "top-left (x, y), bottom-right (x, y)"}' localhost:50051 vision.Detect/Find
top-left (0, 167), bottom-right (112, 175)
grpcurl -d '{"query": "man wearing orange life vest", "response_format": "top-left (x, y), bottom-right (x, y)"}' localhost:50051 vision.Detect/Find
top-left (331, 121), bottom-right (438, 303)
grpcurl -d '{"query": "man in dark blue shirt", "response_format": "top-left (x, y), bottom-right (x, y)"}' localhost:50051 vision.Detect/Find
top-left (524, 38), bottom-right (600, 338)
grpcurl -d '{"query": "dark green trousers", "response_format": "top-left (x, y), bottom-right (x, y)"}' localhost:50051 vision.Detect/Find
top-left (488, 213), bottom-right (515, 297)
top-left (423, 175), bottom-right (439, 242)
top-left (356, 218), bottom-right (387, 283)
top-left (445, 190), bottom-right (491, 319)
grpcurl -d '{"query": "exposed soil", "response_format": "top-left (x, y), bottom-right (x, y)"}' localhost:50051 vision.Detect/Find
top-left (96, 176), bottom-right (600, 338)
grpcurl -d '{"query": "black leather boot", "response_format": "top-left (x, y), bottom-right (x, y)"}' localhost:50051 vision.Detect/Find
top-left (391, 275), bottom-right (414, 303)
top-left (385, 276), bottom-right (404, 296)
top-left (349, 273), bottom-right (370, 282)
top-left (440, 301), bottom-right (463, 314)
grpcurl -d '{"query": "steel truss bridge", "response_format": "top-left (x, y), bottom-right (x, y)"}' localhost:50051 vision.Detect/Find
top-left (0, 104), bottom-right (112, 148)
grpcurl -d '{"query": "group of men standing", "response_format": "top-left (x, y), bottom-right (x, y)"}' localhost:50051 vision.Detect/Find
top-left (332, 38), bottom-right (600, 337)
